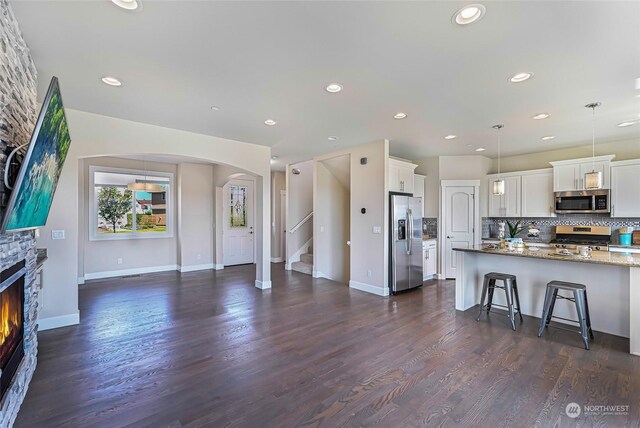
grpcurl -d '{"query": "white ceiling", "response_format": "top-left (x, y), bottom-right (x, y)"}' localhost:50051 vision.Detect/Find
top-left (11, 1), bottom-right (640, 169)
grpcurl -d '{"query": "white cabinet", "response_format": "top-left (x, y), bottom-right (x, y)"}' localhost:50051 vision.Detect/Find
top-left (423, 239), bottom-right (437, 280)
top-left (414, 174), bottom-right (425, 215)
top-left (521, 170), bottom-right (555, 217)
top-left (488, 175), bottom-right (521, 217)
top-left (611, 160), bottom-right (640, 217)
top-left (389, 159), bottom-right (417, 193)
top-left (550, 155), bottom-right (614, 191)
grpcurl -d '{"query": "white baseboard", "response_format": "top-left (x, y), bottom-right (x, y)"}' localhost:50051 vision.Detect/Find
top-left (214, 264), bottom-right (224, 270)
top-left (255, 280), bottom-right (272, 289)
top-left (178, 263), bottom-right (214, 273)
top-left (78, 277), bottom-right (85, 285)
top-left (349, 280), bottom-right (389, 297)
top-left (39, 311), bottom-right (80, 331)
top-left (313, 270), bottom-right (329, 279)
top-left (84, 264), bottom-right (178, 280)
top-left (270, 257), bottom-right (284, 263)
top-left (284, 263), bottom-right (291, 271)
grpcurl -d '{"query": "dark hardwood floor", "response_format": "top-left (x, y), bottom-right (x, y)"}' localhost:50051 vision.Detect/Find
top-left (14, 264), bottom-right (640, 427)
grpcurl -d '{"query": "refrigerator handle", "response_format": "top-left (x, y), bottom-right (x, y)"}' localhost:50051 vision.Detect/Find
top-left (406, 208), bottom-right (412, 255)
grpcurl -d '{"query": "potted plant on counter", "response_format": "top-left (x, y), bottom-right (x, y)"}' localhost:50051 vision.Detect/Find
top-left (506, 219), bottom-right (526, 239)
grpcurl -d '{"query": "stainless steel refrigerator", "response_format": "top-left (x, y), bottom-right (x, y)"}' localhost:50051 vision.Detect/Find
top-left (390, 194), bottom-right (423, 294)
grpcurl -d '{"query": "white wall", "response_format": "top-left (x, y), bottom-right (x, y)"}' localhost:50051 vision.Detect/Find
top-left (493, 138), bottom-right (640, 173)
top-left (315, 140), bottom-right (389, 295)
top-left (270, 171), bottom-right (285, 262)
top-left (286, 160), bottom-right (313, 266)
top-left (41, 109), bottom-right (272, 326)
top-left (178, 162), bottom-right (214, 271)
top-left (314, 160), bottom-right (350, 283)
top-left (80, 157), bottom-right (178, 279)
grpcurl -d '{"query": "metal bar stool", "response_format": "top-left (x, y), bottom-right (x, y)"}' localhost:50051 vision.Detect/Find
top-left (476, 272), bottom-right (523, 331)
top-left (537, 280), bottom-right (594, 350)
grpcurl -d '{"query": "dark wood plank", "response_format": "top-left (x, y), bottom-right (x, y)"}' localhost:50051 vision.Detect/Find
top-left (13, 264), bottom-right (640, 427)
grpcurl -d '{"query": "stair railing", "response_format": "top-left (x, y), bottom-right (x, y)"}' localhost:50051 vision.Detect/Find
top-left (289, 211), bottom-right (313, 234)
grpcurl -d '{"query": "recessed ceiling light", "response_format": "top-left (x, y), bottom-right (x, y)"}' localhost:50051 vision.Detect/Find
top-left (452, 4), bottom-right (486, 25)
top-left (475, 147), bottom-right (486, 152)
top-left (617, 120), bottom-right (637, 127)
top-left (111, 0), bottom-right (142, 11)
top-left (101, 76), bottom-right (122, 87)
top-left (325, 83), bottom-right (343, 93)
top-left (444, 135), bottom-right (457, 140)
top-left (271, 156), bottom-right (278, 160)
top-left (509, 72), bottom-right (534, 83)
top-left (533, 113), bottom-right (550, 120)
top-left (210, 106), bottom-right (220, 111)
top-left (264, 119), bottom-right (277, 126)
top-left (393, 112), bottom-right (407, 120)
top-left (465, 144), bottom-right (472, 148)
top-left (541, 135), bottom-right (556, 141)
top-left (328, 136), bottom-right (338, 141)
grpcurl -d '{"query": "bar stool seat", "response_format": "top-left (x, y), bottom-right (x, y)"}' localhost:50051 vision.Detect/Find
top-left (476, 272), bottom-right (523, 331)
top-left (537, 280), bottom-right (594, 350)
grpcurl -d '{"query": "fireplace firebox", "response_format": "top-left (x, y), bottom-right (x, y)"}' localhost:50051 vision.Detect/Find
top-left (0, 260), bottom-right (26, 401)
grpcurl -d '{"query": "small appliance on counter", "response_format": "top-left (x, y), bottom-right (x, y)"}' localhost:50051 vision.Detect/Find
top-left (619, 227), bottom-right (634, 246)
top-left (634, 230), bottom-right (640, 246)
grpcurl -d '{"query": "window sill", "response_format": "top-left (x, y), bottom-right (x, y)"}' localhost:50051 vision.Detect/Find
top-left (89, 233), bottom-right (174, 242)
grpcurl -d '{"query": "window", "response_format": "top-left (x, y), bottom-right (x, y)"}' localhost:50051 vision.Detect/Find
top-left (229, 184), bottom-right (248, 227)
top-left (89, 166), bottom-right (173, 240)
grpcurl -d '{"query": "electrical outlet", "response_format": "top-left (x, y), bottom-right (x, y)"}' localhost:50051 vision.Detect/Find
top-left (117, 258), bottom-right (123, 265)
top-left (51, 230), bottom-right (65, 240)
top-left (320, 226), bottom-right (324, 233)
top-left (367, 270), bottom-right (372, 277)
top-left (372, 226), bottom-right (382, 234)
top-left (197, 254), bottom-right (202, 260)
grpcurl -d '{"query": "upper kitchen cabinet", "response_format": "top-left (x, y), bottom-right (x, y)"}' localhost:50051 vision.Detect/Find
top-left (550, 155), bottom-right (615, 191)
top-left (488, 174), bottom-right (521, 217)
top-left (611, 160), bottom-right (640, 217)
top-left (414, 174), bottom-right (425, 214)
top-left (389, 158), bottom-right (417, 194)
top-left (521, 169), bottom-right (555, 217)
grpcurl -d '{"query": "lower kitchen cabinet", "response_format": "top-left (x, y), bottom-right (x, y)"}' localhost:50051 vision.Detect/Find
top-left (423, 239), bottom-right (437, 280)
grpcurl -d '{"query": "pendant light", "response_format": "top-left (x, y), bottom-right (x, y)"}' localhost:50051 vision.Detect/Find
top-left (127, 158), bottom-right (164, 193)
top-left (584, 102), bottom-right (602, 190)
top-left (492, 124), bottom-right (505, 195)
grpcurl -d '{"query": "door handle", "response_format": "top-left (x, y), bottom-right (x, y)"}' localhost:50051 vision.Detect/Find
top-left (447, 235), bottom-right (454, 239)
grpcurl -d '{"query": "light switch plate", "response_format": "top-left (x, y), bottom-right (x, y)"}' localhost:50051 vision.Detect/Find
top-left (51, 230), bottom-right (65, 240)
top-left (372, 226), bottom-right (382, 234)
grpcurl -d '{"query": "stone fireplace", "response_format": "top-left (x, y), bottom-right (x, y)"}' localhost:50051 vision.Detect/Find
top-left (0, 0), bottom-right (41, 424)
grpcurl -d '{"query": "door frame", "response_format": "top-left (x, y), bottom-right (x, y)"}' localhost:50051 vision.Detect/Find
top-left (222, 176), bottom-right (257, 266)
top-left (439, 180), bottom-right (480, 279)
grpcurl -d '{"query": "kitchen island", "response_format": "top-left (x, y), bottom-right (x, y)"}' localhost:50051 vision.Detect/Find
top-left (453, 245), bottom-right (640, 356)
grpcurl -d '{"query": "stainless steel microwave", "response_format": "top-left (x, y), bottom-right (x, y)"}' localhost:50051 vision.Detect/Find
top-left (554, 189), bottom-right (610, 214)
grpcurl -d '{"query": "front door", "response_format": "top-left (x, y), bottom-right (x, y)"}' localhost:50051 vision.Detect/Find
top-left (223, 179), bottom-right (254, 265)
top-left (444, 186), bottom-right (475, 279)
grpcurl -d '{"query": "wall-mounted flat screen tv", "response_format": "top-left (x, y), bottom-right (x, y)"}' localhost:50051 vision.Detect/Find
top-left (1, 77), bottom-right (71, 233)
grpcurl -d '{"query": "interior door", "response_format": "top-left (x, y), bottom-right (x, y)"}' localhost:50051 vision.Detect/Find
top-left (444, 186), bottom-right (475, 279)
top-left (223, 179), bottom-right (255, 265)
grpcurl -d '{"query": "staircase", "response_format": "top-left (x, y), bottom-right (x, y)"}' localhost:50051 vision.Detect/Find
top-left (291, 245), bottom-right (313, 275)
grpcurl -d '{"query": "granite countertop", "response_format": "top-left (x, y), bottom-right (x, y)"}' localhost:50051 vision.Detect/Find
top-left (454, 245), bottom-right (640, 268)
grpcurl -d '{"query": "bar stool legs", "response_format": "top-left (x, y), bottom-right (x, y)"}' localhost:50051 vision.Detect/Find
top-left (537, 280), bottom-right (593, 350)
top-left (476, 272), bottom-right (521, 331)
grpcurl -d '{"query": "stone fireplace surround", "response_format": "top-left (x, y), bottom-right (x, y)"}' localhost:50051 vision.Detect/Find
top-left (0, 233), bottom-right (37, 427)
top-left (0, 0), bottom-right (41, 425)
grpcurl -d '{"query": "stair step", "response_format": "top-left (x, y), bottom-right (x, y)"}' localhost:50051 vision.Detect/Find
top-left (291, 261), bottom-right (313, 275)
top-left (300, 253), bottom-right (313, 264)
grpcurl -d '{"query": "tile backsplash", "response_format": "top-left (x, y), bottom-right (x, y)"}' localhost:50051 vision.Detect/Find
top-left (483, 215), bottom-right (640, 244)
top-left (422, 217), bottom-right (437, 238)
